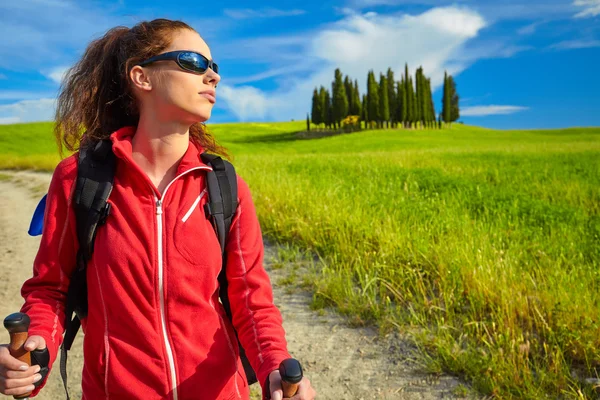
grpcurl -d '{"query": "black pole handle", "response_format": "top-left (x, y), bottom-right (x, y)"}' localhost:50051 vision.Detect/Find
top-left (4, 313), bottom-right (32, 399)
top-left (279, 358), bottom-right (303, 398)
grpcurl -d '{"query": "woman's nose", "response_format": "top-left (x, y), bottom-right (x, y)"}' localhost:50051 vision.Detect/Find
top-left (205, 68), bottom-right (220, 86)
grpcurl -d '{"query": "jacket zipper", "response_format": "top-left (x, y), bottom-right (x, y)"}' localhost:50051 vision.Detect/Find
top-left (152, 166), bottom-right (212, 400)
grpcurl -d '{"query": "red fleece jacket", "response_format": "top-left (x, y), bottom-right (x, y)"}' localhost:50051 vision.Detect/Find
top-left (19, 126), bottom-right (291, 399)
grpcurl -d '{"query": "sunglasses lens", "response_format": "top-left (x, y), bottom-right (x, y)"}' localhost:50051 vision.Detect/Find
top-left (179, 52), bottom-right (209, 73)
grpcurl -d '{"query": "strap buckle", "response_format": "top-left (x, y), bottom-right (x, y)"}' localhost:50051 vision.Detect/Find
top-left (99, 203), bottom-right (111, 226)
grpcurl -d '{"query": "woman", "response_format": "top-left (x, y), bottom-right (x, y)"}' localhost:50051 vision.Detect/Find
top-left (0, 18), bottom-right (316, 400)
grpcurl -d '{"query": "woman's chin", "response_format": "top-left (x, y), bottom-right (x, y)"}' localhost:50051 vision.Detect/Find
top-left (188, 109), bottom-right (211, 124)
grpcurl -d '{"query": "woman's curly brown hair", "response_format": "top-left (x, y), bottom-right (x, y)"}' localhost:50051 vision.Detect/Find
top-left (54, 18), bottom-right (229, 159)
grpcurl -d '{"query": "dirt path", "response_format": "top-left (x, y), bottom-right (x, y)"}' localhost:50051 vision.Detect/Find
top-left (0, 170), bottom-right (473, 400)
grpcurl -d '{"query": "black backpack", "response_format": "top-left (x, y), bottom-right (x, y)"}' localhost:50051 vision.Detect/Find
top-left (59, 139), bottom-right (258, 399)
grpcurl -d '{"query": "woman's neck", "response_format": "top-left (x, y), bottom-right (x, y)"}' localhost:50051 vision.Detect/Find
top-left (131, 116), bottom-right (191, 194)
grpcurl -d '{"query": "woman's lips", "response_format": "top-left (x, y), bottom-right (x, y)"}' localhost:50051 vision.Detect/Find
top-left (199, 93), bottom-right (216, 103)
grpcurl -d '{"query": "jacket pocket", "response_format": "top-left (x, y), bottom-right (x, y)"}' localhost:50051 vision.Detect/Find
top-left (173, 189), bottom-right (221, 267)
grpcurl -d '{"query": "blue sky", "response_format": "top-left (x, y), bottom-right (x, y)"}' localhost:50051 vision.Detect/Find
top-left (0, 0), bottom-right (598, 129)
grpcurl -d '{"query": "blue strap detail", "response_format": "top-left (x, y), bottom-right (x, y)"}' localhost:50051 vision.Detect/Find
top-left (28, 194), bottom-right (47, 236)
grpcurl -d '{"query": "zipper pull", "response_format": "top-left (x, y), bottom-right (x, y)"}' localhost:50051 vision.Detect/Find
top-left (156, 199), bottom-right (163, 216)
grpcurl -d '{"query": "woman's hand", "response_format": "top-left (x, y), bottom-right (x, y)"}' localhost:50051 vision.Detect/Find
top-left (268, 369), bottom-right (317, 400)
top-left (0, 335), bottom-right (46, 397)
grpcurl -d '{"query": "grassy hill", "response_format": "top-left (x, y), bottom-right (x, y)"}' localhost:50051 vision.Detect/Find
top-left (2, 121), bottom-right (600, 398)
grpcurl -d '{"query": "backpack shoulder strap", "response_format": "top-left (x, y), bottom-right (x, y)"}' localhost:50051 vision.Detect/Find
top-left (61, 139), bottom-right (116, 400)
top-left (200, 153), bottom-right (259, 385)
top-left (200, 152), bottom-right (238, 251)
top-left (73, 139), bottom-right (117, 263)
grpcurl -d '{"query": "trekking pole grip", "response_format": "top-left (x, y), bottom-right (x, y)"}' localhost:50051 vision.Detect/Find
top-left (279, 358), bottom-right (303, 398)
top-left (4, 312), bottom-right (32, 399)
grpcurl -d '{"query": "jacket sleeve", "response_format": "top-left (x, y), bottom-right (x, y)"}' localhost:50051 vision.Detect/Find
top-left (19, 156), bottom-right (79, 397)
top-left (225, 174), bottom-right (292, 399)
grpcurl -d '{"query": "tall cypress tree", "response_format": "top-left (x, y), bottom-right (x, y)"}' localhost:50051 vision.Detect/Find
top-left (379, 73), bottom-right (390, 129)
top-left (318, 86), bottom-right (328, 129)
top-left (332, 68), bottom-right (349, 129)
top-left (404, 64), bottom-right (412, 128)
top-left (311, 88), bottom-right (322, 127)
top-left (361, 94), bottom-right (368, 129)
top-left (415, 66), bottom-right (423, 128)
top-left (398, 79), bottom-right (407, 128)
top-left (426, 78), bottom-right (436, 128)
top-left (367, 70), bottom-right (380, 128)
top-left (408, 76), bottom-right (417, 128)
top-left (353, 79), bottom-right (362, 118)
top-left (442, 71), bottom-right (451, 124)
top-left (419, 67), bottom-right (429, 128)
top-left (418, 70), bottom-right (431, 128)
top-left (449, 76), bottom-right (460, 123)
top-left (323, 88), bottom-right (333, 129)
top-left (386, 68), bottom-right (396, 128)
top-left (344, 75), bottom-right (353, 116)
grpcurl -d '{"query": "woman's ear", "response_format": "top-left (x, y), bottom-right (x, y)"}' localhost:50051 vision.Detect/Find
top-left (129, 65), bottom-right (153, 93)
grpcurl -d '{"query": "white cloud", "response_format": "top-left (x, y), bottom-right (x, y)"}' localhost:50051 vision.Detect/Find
top-left (44, 66), bottom-right (70, 84)
top-left (0, 98), bottom-right (56, 124)
top-left (218, 85), bottom-right (268, 121)
top-left (517, 20), bottom-right (546, 35)
top-left (461, 105), bottom-right (529, 116)
top-left (574, 0), bottom-right (600, 17)
top-left (348, 0), bottom-right (576, 21)
top-left (218, 6), bottom-right (490, 121)
top-left (217, 35), bottom-right (310, 63)
top-left (549, 39), bottom-right (600, 50)
top-left (225, 62), bottom-right (317, 85)
top-left (459, 43), bottom-right (532, 61)
top-left (224, 8), bottom-right (306, 19)
top-left (0, 117), bottom-right (20, 124)
top-left (348, 0), bottom-right (447, 7)
top-left (0, 91), bottom-right (57, 101)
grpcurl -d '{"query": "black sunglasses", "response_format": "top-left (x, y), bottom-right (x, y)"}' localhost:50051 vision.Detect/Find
top-left (137, 50), bottom-right (219, 75)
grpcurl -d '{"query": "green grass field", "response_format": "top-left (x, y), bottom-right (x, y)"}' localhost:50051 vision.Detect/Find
top-left (2, 121), bottom-right (599, 399)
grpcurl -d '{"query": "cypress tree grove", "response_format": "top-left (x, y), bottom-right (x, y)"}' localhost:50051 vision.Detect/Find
top-left (379, 73), bottom-right (390, 129)
top-left (308, 65), bottom-right (453, 131)
top-left (386, 68), bottom-right (396, 128)
top-left (367, 70), bottom-right (380, 129)
top-left (332, 68), bottom-right (349, 130)
top-left (311, 88), bottom-right (322, 128)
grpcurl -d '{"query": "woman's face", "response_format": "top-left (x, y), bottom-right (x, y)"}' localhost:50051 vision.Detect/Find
top-left (134, 29), bottom-right (221, 125)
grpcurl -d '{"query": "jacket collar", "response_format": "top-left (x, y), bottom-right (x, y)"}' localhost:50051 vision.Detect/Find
top-left (109, 126), bottom-right (213, 175)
